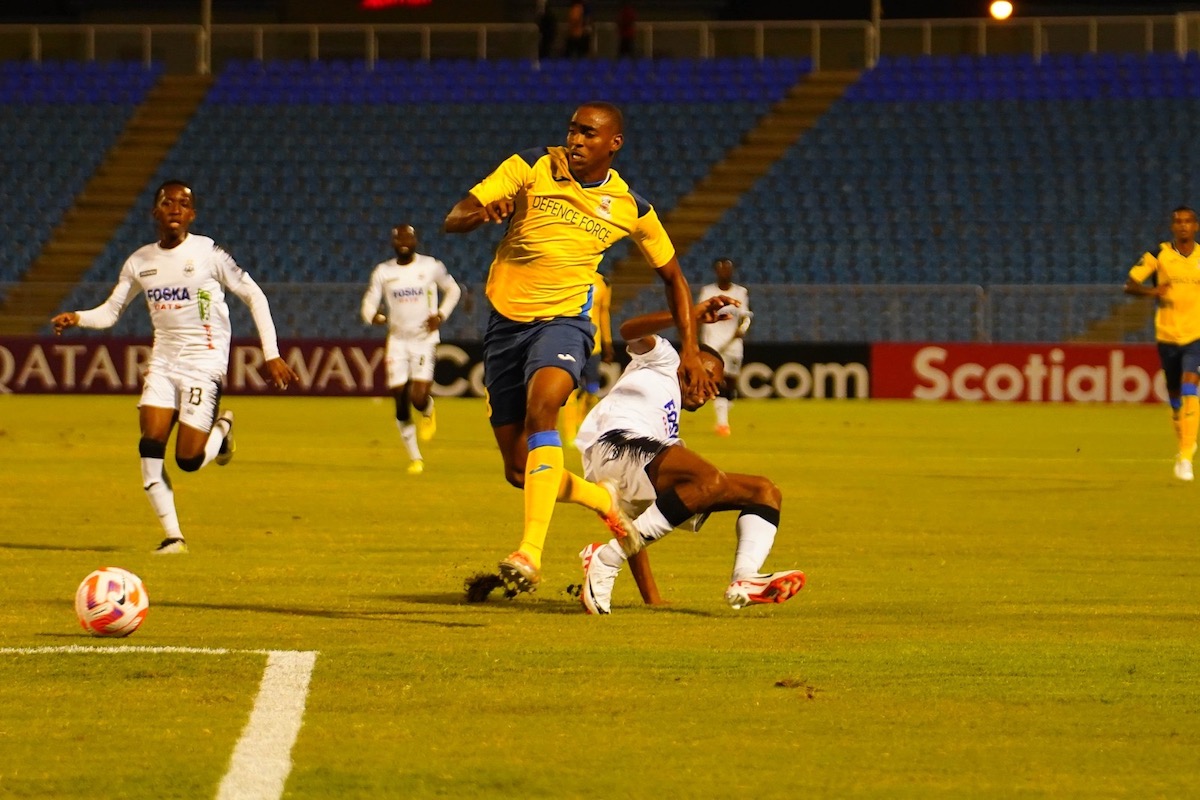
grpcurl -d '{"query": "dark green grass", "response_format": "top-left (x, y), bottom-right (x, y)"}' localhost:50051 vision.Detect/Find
top-left (1, 396), bottom-right (1197, 798)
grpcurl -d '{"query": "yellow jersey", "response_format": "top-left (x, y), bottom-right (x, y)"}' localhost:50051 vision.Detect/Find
top-left (469, 146), bottom-right (676, 322)
top-left (587, 274), bottom-right (611, 356)
top-left (1129, 241), bottom-right (1200, 345)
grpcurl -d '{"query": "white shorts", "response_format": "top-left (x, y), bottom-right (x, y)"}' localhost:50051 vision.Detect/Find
top-left (385, 336), bottom-right (437, 388)
top-left (719, 339), bottom-right (744, 378)
top-left (580, 430), bottom-right (678, 520)
top-left (139, 364), bottom-right (224, 433)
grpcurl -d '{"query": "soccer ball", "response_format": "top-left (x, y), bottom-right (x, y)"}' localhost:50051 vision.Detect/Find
top-left (74, 567), bottom-right (149, 637)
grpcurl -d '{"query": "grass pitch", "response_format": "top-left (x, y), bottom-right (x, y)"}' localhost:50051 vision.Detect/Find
top-left (1, 395), bottom-right (1198, 798)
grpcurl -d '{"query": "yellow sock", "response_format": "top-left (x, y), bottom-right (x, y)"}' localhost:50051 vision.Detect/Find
top-left (1182, 395), bottom-right (1199, 460)
top-left (1173, 410), bottom-right (1182, 446)
top-left (581, 391), bottom-right (599, 417)
top-left (520, 438), bottom-right (564, 567)
top-left (558, 470), bottom-right (611, 515)
top-left (561, 390), bottom-right (581, 446)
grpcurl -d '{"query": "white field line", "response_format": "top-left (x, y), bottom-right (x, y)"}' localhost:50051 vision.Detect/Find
top-left (215, 650), bottom-right (318, 800)
top-left (1, 645), bottom-right (319, 800)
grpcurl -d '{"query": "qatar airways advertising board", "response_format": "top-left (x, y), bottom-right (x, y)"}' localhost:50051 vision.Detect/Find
top-left (0, 337), bottom-right (1165, 403)
top-left (871, 343), bottom-right (1165, 403)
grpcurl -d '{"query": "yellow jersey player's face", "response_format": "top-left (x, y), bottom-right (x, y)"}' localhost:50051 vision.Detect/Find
top-left (566, 106), bottom-right (623, 185)
top-left (1172, 210), bottom-right (1199, 246)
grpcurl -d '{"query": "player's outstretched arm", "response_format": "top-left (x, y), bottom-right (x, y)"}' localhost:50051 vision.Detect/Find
top-left (263, 357), bottom-right (299, 390)
top-left (1124, 275), bottom-right (1168, 297)
top-left (444, 194), bottom-right (515, 233)
top-left (51, 312), bottom-right (79, 335)
top-left (618, 294), bottom-right (741, 342)
top-left (655, 257), bottom-right (719, 400)
top-left (628, 549), bottom-right (666, 606)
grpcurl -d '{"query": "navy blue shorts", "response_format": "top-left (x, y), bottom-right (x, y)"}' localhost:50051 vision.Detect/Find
top-left (483, 310), bottom-right (594, 427)
top-left (581, 352), bottom-right (603, 393)
top-left (1157, 340), bottom-right (1200, 394)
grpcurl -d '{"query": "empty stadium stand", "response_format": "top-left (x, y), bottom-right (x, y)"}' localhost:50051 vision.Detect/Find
top-left (0, 61), bottom-right (161, 314)
top-left (57, 56), bottom-right (810, 339)
top-left (6, 50), bottom-right (1190, 343)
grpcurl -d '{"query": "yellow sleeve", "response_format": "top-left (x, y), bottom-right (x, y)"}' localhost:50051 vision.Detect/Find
top-left (469, 153), bottom-right (536, 207)
top-left (1128, 251), bottom-right (1158, 283)
top-left (629, 205), bottom-right (676, 269)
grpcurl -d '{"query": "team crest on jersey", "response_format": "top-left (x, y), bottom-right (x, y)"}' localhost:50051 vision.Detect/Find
top-left (595, 196), bottom-right (613, 220)
top-left (183, 260), bottom-right (195, 277)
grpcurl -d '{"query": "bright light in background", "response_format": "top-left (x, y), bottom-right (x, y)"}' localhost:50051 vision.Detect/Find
top-left (989, 1), bottom-right (1014, 20)
top-left (362, 0), bottom-right (431, 7)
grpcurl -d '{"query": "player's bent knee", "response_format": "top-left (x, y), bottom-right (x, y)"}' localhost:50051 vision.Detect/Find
top-left (505, 465), bottom-right (525, 489)
top-left (738, 474), bottom-right (781, 507)
top-left (138, 437), bottom-right (167, 459)
top-left (693, 466), bottom-right (729, 504)
top-left (176, 453), bottom-right (205, 472)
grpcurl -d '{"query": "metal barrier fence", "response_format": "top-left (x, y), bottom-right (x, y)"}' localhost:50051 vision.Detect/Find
top-left (4, 282), bottom-right (1151, 344)
top-left (0, 14), bottom-right (1195, 74)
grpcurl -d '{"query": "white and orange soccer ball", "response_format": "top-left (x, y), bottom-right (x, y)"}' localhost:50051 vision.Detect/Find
top-left (74, 567), bottom-right (149, 637)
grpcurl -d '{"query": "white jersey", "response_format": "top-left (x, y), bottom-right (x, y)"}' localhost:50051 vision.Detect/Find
top-left (360, 254), bottom-right (461, 341)
top-left (697, 282), bottom-right (752, 352)
top-left (576, 335), bottom-right (683, 451)
top-left (74, 233), bottom-right (280, 374)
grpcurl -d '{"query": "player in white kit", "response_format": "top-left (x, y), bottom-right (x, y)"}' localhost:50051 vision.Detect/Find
top-left (696, 258), bottom-right (751, 437)
top-left (574, 294), bottom-right (804, 614)
top-left (360, 224), bottom-right (461, 474)
top-left (51, 180), bottom-right (298, 553)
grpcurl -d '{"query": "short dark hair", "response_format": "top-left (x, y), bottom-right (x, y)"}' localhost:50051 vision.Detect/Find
top-left (579, 101), bottom-right (624, 133)
top-left (155, 179), bottom-right (193, 205)
top-left (1173, 206), bottom-right (1198, 222)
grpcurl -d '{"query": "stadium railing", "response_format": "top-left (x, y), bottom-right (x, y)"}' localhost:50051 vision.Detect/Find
top-left (7, 282), bottom-right (1147, 345)
top-left (0, 14), bottom-right (1196, 75)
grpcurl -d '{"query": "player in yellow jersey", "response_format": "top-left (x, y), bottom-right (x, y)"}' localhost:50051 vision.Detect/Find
top-left (444, 101), bottom-right (714, 596)
top-left (561, 271), bottom-right (614, 447)
top-left (1125, 206), bottom-right (1200, 481)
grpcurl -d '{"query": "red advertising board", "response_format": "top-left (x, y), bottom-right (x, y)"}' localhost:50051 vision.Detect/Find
top-left (871, 343), bottom-right (1165, 403)
top-left (0, 338), bottom-right (486, 397)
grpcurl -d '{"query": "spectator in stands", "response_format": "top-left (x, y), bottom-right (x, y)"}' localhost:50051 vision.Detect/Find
top-left (443, 100), bottom-right (714, 597)
top-left (1125, 206), bottom-right (1200, 481)
top-left (561, 271), bottom-right (614, 448)
top-left (536, 0), bottom-right (557, 60)
top-left (360, 223), bottom-right (461, 476)
top-left (575, 294), bottom-right (805, 614)
top-left (50, 180), bottom-right (298, 554)
top-left (697, 258), bottom-right (752, 437)
top-left (563, 0), bottom-right (591, 58)
top-left (617, 2), bottom-right (637, 58)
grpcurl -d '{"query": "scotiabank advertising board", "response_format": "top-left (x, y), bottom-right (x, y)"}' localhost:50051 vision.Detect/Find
top-left (871, 343), bottom-right (1165, 403)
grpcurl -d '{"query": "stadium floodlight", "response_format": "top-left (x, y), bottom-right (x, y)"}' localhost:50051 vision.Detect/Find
top-left (990, 1), bottom-right (1015, 20)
